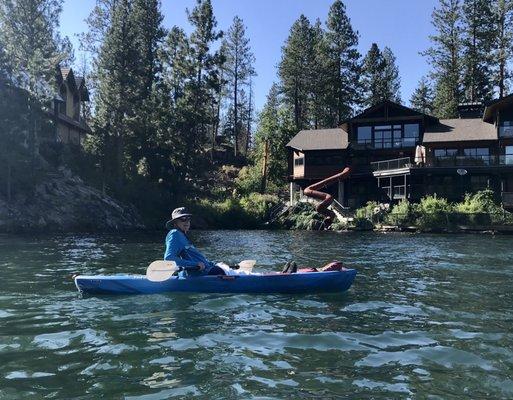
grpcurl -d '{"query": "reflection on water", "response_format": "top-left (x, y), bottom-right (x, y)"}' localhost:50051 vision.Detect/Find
top-left (1, 231), bottom-right (513, 399)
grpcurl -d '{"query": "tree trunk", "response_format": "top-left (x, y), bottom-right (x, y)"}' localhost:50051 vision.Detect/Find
top-left (261, 139), bottom-right (269, 193)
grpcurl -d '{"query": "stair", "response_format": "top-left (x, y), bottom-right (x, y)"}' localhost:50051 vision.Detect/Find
top-left (298, 196), bottom-right (353, 224)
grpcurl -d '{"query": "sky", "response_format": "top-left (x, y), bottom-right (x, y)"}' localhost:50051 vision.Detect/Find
top-left (60, 0), bottom-right (440, 113)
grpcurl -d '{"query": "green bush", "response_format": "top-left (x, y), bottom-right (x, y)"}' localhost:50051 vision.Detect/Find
top-left (385, 199), bottom-right (416, 226)
top-left (354, 201), bottom-right (379, 219)
top-left (415, 195), bottom-right (453, 231)
top-left (239, 192), bottom-right (279, 220)
top-left (279, 201), bottom-right (324, 230)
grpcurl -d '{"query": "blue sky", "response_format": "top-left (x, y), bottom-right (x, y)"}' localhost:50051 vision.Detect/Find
top-left (60, 0), bottom-right (439, 112)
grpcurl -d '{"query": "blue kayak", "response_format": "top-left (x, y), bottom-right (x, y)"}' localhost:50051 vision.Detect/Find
top-left (74, 269), bottom-right (357, 295)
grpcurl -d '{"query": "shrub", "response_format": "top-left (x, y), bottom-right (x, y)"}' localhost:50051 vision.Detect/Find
top-left (239, 192), bottom-right (279, 220)
top-left (385, 199), bottom-right (416, 226)
top-left (415, 195), bottom-right (453, 231)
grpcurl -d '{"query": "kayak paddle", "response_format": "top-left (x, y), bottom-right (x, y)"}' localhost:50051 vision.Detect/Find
top-left (146, 259), bottom-right (257, 282)
top-left (146, 260), bottom-right (179, 282)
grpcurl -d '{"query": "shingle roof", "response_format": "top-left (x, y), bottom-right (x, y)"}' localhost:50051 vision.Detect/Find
top-left (286, 128), bottom-right (348, 151)
top-left (423, 118), bottom-right (497, 143)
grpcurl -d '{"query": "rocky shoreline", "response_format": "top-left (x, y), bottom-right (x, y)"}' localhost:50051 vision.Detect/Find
top-left (0, 168), bottom-right (144, 233)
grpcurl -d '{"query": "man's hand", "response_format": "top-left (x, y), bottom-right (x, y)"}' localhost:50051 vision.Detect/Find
top-left (196, 262), bottom-right (205, 271)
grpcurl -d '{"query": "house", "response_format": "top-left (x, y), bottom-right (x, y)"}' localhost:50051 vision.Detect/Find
top-left (52, 67), bottom-right (90, 146)
top-left (286, 99), bottom-right (513, 209)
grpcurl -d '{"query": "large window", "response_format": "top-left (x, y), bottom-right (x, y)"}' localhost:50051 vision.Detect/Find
top-left (357, 126), bottom-right (372, 144)
top-left (499, 121), bottom-right (513, 137)
top-left (464, 148), bottom-right (490, 165)
top-left (357, 123), bottom-right (420, 149)
top-left (404, 124), bottom-right (420, 147)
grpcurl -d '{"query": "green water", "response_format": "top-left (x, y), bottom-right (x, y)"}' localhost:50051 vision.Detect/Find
top-left (1, 231), bottom-right (512, 399)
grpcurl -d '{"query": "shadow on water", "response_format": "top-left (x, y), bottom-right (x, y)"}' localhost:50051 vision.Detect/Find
top-left (1, 231), bottom-right (513, 399)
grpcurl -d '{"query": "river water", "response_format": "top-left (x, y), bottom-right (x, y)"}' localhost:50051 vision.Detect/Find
top-left (1, 230), bottom-right (512, 399)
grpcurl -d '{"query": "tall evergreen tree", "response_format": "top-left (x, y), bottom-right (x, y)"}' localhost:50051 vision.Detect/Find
top-left (310, 18), bottom-right (332, 128)
top-left (324, 0), bottom-right (361, 124)
top-left (361, 44), bottom-right (401, 107)
top-left (410, 77), bottom-right (435, 114)
top-left (461, 0), bottom-right (495, 102)
top-left (361, 43), bottom-right (385, 107)
top-left (163, 0), bottom-right (223, 187)
top-left (423, 0), bottom-right (463, 118)
top-left (223, 16), bottom-right (255, 156)
top-left (92, 0), bottom-right (138, 191)
top-left (252, 83), bottom-right (295, 192)
top-left (278, 14), bottom-right (315, 131)
top-left (126, 0), bottom-right (166, 177)
top-left (382, 47), bottom-right (401, 103)
top-left (493, 0), bottom-right (513, 98)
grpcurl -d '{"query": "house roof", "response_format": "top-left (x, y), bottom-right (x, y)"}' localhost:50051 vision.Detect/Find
top-left (423, 118), bottom-right (497, 143)
top-left (483, 93), bottom-right (513, 122)
top-left (286, 128), bottom-right (349, 151)
top-left (347, 100), bottom-right (439, 124)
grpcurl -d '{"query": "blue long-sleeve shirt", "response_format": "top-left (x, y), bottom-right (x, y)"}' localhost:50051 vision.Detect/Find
top-left (164, 229), bottom-right (215, 274)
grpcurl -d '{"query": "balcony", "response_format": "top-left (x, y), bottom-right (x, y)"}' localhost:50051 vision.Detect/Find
top-left (430, 155), bottom-right (513, 167)
top-left (371, 157), bottom-right (411, 172)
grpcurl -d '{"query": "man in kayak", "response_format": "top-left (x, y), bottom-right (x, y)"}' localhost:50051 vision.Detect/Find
top-left (164, 207), bottom-right (226, 275)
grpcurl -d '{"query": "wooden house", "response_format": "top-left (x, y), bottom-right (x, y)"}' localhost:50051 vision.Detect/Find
top-left (287, 99), bottom-right (513, 209)
top-left (52, 67), bottom-right (90, 146)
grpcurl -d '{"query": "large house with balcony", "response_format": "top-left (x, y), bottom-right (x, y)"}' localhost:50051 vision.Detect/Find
top-left (52, 67), bottom-right (90, 146)
top-left (286, 98), bottom-right (513, 209)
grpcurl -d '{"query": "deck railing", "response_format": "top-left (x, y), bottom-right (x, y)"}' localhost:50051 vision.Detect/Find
top-left (371, 157), bottom-right (411, 172)
top-left (431, 155), bottom-right (513, 167)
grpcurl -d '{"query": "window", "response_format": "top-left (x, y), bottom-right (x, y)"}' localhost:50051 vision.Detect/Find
top-left (357, 126), bottom-right (372, 144)
top-left (505, 146), bottom-right (513, 165)
top-left (464, 148), bottom-right (490, 165)
top-left (294, 157), bottom-right (304, 167)
top-left (434, 148), bottom-right (458, 157)
top-left (404, 124), bottom-right (420, 147)
top-left (499, 120), bottom-right (513, 137)
top-left (374, 125), bottom-right (392, 148)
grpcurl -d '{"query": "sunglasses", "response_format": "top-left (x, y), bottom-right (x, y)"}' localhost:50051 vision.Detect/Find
top-left (178, 217), bottom-right (191, 222)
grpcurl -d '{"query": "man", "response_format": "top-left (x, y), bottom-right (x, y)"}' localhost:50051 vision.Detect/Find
top-left (164, 207), bottom-right (226, 276)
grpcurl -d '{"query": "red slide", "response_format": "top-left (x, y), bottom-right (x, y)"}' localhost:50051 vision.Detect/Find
top-left (303, 167), bottom-right (351, 228)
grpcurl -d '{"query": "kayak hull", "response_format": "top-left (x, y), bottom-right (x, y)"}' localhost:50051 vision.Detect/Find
top-left (74, 269), bottom-right (357, 295)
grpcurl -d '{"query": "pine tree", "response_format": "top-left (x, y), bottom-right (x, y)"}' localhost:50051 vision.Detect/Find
top-left (92, 0), bottom-right (139, 191)
top-left (410, 77), bottom-right (435, 114)
top-left (461, 0), bottom-right (495, 102)
top-left (252, 84), bottom-right (295, 192)
top-left (382, 47), bottom-right (401, 103)
top-left (324, 0), bottom-right (361, 124)
top-left (223, 16), bottom-right (255, 157)
top-left (423, 0), bottom-right (463, 118)
top-left (493, 0), bottom-right (513, 98)
top-left (361, 44), bottom-right (400, 107)
top-left (126, 0), bottom-right (166, 177)
top-left (361, 43), bottom-right (385, 107)
top-left (310, 18), bottom-right (332, 128)
top-left (278, 14), bottom-right (315, 131)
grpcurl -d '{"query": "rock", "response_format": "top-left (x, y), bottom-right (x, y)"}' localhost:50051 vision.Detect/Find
top-left (0, 170), bottom-right (144, 233)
